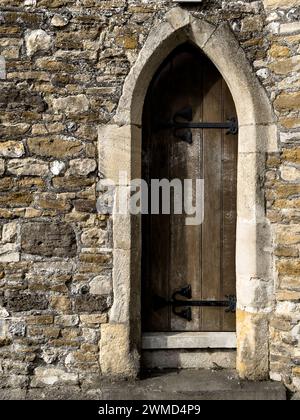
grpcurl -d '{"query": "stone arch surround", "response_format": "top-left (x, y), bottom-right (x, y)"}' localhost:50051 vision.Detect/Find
top-left (98, 7), bottom-right (279, 380)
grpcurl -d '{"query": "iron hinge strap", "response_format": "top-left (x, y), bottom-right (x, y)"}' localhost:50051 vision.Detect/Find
top-left (154, 106), bottom-right (238, 143)
top-left (153, 285), bottom-right (236, 322)
top-left (158, 120), bottom-right (238, 132)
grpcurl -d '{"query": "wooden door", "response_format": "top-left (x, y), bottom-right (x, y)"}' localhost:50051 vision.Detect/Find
top-left (142, 44), bottom-right (237, 333)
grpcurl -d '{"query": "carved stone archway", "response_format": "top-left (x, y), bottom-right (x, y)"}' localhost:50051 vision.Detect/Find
top-left (98, 7), bottom-right (278, 380)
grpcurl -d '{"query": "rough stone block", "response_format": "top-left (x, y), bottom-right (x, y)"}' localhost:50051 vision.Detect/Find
top-left (279, 276), bottom-right (300, 290)
top-left (25, 29), bottom-right (52, 56)
top-left (7, 158), bottom-right (49, 176)
top-left (0, 159), bottom-right (5, 176)
top-left (3, 293), bottom-right (48, 312)
top-left (275, 246), bottom-right (299, 258)
top-left (236, 310), bottom-right (269, 380)
top-left (275, 225), bottom-right (300, 245)
top-left (0, 56), bottom-right (6, 80)
top-left (51, 94), bottom-right (89, 116)
top-left (21, 222), bottom-right (76, 257)
top-left (52, 176), bottom-right (95, 191)
top-left (0, 242), bottom-right (20, 262)
top-left (0, 87), bottom-right (46, 112)
top-left (268, 44), bottom-right (290, 58)
top-left (80, 314), bottom-right (107, 325)
top-left (74, 294), bottom-right (110, 313)
top-left (32, 367), bottom-right (78, 387)
top-left (34, 193), bottom-right (71, 212)
top-left (0, 177), bottom-right (14, 192)
top-left (27, 136), bottom-right (83, 159)
top-left (89, 274), bottom-right (112, 295)
top-left (50, 296), bottom-right (71, 313)
top-left (282, 148), bottom-right (300, 163)
top-left (55, 315), bottom-right (79, 327)
top-left (0, 141), bottom-right (24, 158)
top-left (264, 0), bottom-right (300, 8)
top-left (274, 91), bottom-right (300, 111)
top-left (100, 323), bottom-right (139, 377)
top-left (269, 56), bottom-right (300, 75)
top-left (50, 161), bottom-right (65, 176)
top-left (51, 14), bottom-right (69, 27)
top-left (277, 260), bottom-right (300, 276)
top-left (280, 165), bottom-right (300, 182)
top-left (280, 22), bottom-right (300, 35)
top-left (280, 117), bottom-right (300, 129)
top-left (73, 199), bottom-right (96, 213)
top-left (81, 228), bottom-right (107, 247)
top-left (241, 16), bottom-right (263, 32)
top-left (68, 158), bottom-right (96, 176)
top-left (276, 290), bottom-right (300, 301)
top-left (1, 222), bottom-right (18, 243)
top-left (0, 123), bottom-right (30, 137)
top-left (79, 253), bottom-right (111, 264)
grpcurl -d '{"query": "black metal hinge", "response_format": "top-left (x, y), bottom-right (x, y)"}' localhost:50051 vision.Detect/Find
top-left (153, 285), bottom-right (236, 321)
top-left (155, 106), bottom-right (238, 144)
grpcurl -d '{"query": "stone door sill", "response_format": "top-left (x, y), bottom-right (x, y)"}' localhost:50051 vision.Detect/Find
top-left (142, 332), bottom-right (237, 349)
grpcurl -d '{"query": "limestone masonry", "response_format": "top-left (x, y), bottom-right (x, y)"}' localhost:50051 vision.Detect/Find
top-left (0, 0), bottom-right (300, 396)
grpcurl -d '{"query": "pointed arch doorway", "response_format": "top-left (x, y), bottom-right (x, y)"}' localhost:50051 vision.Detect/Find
top-left (98, 8), bottom-right (277, 380)
top-left (141, 43), bottom-right (238, 360)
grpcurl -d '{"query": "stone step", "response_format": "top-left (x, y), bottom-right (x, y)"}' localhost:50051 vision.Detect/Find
top-left (100, 369), bottom-right (286, 401)
top-left (0, 369), bottom-right (287, 400)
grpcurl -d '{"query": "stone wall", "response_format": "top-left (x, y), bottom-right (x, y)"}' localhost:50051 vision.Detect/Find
top-left (0, 0), bottom-right (299, 394)
top-left (261, 0), bottom-right (300, 392)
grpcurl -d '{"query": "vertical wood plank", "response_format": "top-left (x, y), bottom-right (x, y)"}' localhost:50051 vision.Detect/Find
top-left (221, 80), bottom-right (237, 331)
top-left (169, 50), bottom-right (202, 331)
top-left (201, 59), bottom-right (223, 331)
top-left (142, 60), bottom-right (172, 331)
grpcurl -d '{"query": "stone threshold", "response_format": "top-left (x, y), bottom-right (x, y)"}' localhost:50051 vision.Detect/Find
top-left (142, 332), bottom-right (237, 349)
